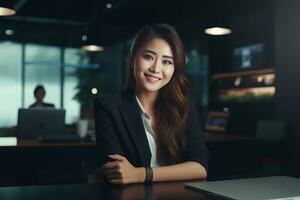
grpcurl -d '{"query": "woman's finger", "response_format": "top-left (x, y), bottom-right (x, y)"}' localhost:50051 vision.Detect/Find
top-left (108, 154), bottom-right (126, 161)
top-left (106, 174), bottom-right (122, 180)
top-left (104, 161), bottom-right (121, 169)
top-left (104, 168), bottom-right (121, 175)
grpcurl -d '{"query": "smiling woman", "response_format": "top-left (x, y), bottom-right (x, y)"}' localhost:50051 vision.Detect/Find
top-left (94, 24), bottom-right (209, 185)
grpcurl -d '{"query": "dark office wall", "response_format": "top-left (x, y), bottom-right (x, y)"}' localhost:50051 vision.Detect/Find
top-left (274, 0), bottom-right (300, 177)
top-left (208, 0), bottom-right (275, 135)
top-left (209, 0), bottom-right (274, 74)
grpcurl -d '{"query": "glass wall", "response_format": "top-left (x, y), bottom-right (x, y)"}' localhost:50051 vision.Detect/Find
top-left (0, 42), bottom-right (89, 127)
top-left (24, 44), bottom-right (61, 108)
top-left (0, 41), bottom-right (22, 127)
top-left (64, 48), bottom-right (89, 124)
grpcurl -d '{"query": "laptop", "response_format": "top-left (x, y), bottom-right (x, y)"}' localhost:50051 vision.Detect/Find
top-left (17, 108), bottom-right (66, 139)
top-left (185, 176), bottom-right (300, 200)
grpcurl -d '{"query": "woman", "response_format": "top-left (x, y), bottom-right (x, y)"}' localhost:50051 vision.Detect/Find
top-left (94, 23), bottom-right (208, 184)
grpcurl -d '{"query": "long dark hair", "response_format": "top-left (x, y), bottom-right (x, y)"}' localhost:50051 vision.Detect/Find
top-left (126, 24), bottom-right (190, 165)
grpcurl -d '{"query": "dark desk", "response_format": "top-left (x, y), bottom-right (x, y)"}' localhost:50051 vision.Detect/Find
top-left (17, 139), bottom-right (95, 148)
top-left (0, 181), bottom-right (221, 200)
top-left (16, 134), bottom-right (254, 147)
top-left (0, 135), bottom-right (261, 186)
top-left (0, 139), bottom-right (98, 186)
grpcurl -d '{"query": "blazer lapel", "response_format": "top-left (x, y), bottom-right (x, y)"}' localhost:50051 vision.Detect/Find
top-left (119, 92), bottom-right (151, 166)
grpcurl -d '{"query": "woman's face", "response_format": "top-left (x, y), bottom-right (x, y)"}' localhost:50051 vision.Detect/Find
top-left (35, 89), bottom-right (45, 102)
top-left (133, 37), bottom-right (175, 94)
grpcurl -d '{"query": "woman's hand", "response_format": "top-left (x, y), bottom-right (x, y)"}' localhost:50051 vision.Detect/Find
top-left (103, 154), bottom-right (146, 184)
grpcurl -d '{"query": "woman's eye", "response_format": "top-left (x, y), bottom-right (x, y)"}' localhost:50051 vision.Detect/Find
top-left (163, 60), bottom-right (173, 65)
top-left (142, 54), bottom-right (153, 60)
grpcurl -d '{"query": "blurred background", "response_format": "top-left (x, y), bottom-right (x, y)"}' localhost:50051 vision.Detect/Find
top-left (0, 0), bottom-right (300, 186)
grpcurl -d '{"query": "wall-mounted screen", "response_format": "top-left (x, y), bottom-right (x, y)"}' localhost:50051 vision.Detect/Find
top-left (233, 43), bottom-right (264, 70)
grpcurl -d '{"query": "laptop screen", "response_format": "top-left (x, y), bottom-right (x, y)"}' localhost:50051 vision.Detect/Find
top-left (17, 108), bottom-right (65, 139)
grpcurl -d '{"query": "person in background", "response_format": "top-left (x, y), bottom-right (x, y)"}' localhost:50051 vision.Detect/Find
top-left (94, 23), bottom-right (209, 185)
top-left (29, 85), bottom-right (55, 108)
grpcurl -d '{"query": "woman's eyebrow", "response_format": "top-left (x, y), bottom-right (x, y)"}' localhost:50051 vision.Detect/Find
top-left (163, 55), bottom-right (173, 60)
top-left (142, 49), bottom-right (156, 55)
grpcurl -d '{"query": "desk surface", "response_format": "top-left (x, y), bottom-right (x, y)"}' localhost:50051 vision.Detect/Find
top-left (17, 139), bottom-right (95, 148)
top-left (14, 133), bottom-right (255, 148)
top-left (0, 181), bottom-right (221, 200)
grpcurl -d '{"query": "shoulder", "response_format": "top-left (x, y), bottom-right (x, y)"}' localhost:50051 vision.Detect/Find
top-left (29, 103), bottom-right (36, 108)
top-left (43, 103), bottom-right (55, 107)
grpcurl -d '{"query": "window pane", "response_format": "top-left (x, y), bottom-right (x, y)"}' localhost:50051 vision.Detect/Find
top-left (64, 48), bottom-right (89, 124)
top-left (24, 44), bottom-right (61, 108)
top-left (25, 44), bottom-right (61, 62)
top-left (0, 41), bottom-right (22, 127)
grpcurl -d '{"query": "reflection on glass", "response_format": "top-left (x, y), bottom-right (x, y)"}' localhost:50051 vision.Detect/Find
top-left (64, 48), bottom-right (89, 124)
top-left (24, 44), bottom-right (60, 108)
top-left (0, 42), bottom-right (22, 127)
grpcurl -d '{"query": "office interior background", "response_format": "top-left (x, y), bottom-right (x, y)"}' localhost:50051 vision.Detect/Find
top-left (0, 0), bottom-right (300, 186)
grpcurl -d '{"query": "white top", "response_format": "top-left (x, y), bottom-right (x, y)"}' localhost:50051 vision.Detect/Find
top-left (135, 96), bottom-right (159, 167)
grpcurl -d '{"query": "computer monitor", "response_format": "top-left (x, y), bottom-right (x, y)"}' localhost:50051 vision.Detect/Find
top-left (17, 108), bottom-right (65, 139)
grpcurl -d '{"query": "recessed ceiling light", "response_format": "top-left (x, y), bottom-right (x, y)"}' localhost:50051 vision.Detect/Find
top-left (91, 88), bottom-right (98, 95)
top-left (0, 7), bottom-right (16, 16)
top-left (106, 3), bottom-right (112, 9)
top-left (81, 35), bottom-right (87, 41)
top-left (5, 29), bottom-right (14, 36)
top-left (204, 27), bottom-right (232, 35)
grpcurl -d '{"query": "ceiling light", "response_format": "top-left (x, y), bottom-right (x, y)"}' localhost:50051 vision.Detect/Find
top-left (106, 3), bottom-right (112, 9)
top-left (5, 29), bottom-right (14, 36)
top-left (0, 7), bottom-right (16, 16)
top-left (91, 88), bottom-right (98, 95)
top-left (82, 45), bottom-right (104, 52)
top-left (81, 35), bottom-right (87, 41)
top-left (204, 27), bottom-right (232, 35)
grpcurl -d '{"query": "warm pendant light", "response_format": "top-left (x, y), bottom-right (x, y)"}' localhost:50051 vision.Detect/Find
top-left (81, 24), bottom-right (104, 52)
top-left (204, 27), bottom-right (232, 35)
top-left (0, 7), bottom-right (16, 16)
top-left (204, 0), bottom-right (232, 36)
top-left (81, 44), bottom-right (104, 52)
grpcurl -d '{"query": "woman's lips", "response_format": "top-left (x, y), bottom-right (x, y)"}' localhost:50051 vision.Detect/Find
top-left (144, 73), bottom-right (161, 83)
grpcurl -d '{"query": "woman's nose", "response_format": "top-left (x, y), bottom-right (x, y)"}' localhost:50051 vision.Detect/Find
top-left (149, 60), bottom-right (161, 73)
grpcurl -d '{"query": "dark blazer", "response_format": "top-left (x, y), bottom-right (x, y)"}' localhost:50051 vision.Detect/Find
top-left (94, 91), bottom-right (208, 170)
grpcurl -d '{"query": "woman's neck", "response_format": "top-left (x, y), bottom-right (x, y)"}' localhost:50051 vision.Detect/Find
top-left (36, 100), bottom-right (44, 105)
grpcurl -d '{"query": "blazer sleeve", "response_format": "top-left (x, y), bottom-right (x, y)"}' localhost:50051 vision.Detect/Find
top-left (94, 97), bottom-right (124, 166)
top-left (184, 98), bottom-right (209, 171)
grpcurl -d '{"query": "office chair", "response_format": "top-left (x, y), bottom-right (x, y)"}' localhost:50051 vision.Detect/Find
top-left (256, 120), bottom-right (286, 142)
